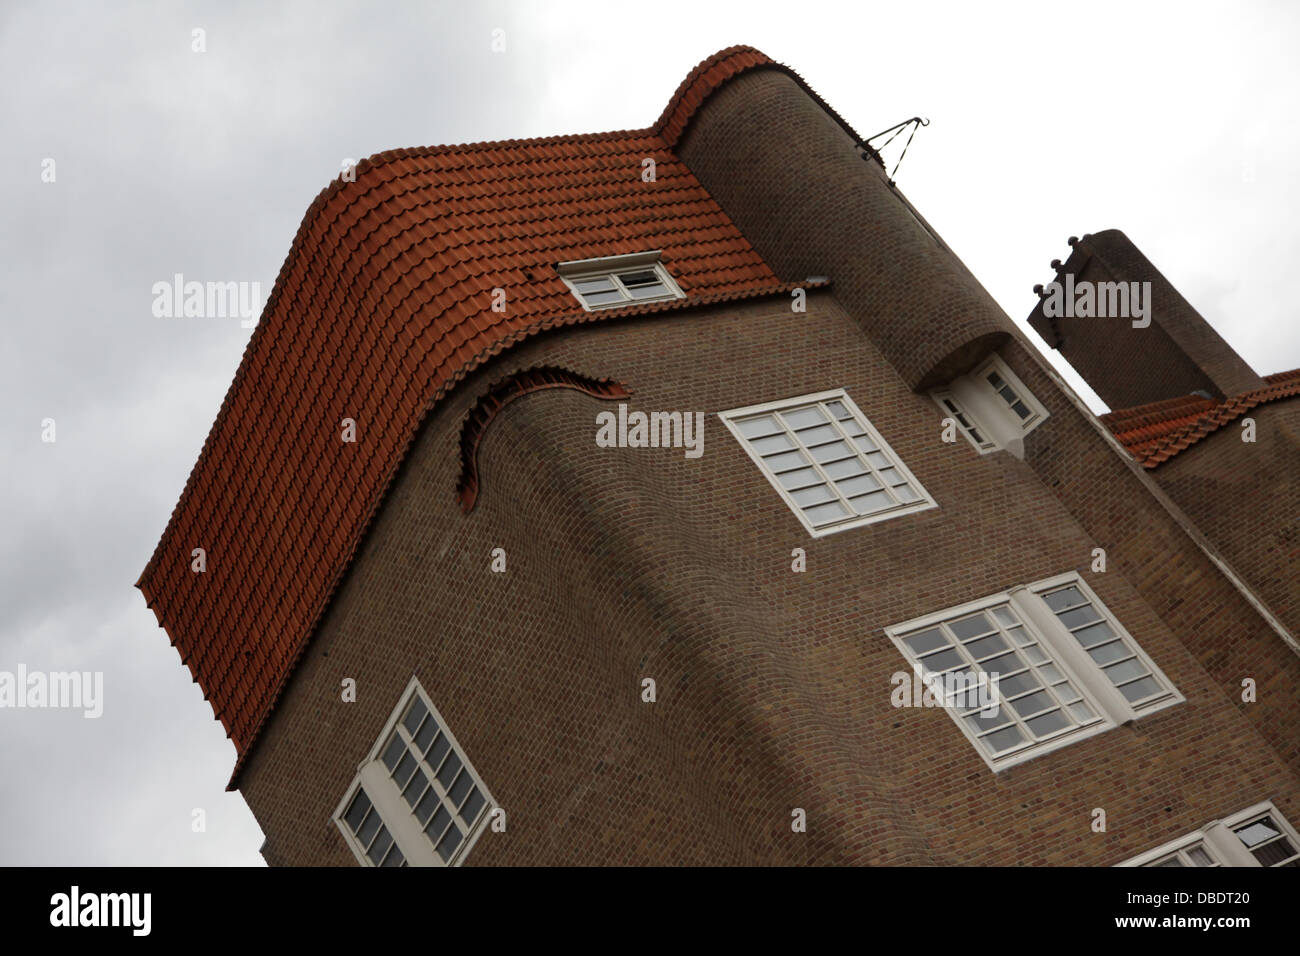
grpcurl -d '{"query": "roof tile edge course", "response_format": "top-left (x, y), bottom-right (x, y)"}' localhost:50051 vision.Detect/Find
top-left (139, 42), bottom-right (834, 588)
top-left (1102, 370), bottom-right (1300, 468)
top-left (456, 366), bottom-right (634, 513)
top-left (136, 44), bottom-right (840, 787)
top-left (220, 279), bottom-right (821, 789)
top-left (653, 45), bottom-right (877, 156)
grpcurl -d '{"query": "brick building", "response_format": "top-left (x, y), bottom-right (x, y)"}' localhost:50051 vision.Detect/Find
top-left (138, 47), bottom-right (1300, 867)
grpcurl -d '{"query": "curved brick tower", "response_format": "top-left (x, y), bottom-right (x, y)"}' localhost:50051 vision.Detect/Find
top-left (675, 66), bottom-right (1013, 391)
top-left (139, 47), bottom-right (1300, 866)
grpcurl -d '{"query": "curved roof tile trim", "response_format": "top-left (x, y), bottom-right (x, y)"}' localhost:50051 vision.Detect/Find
top-left (1102, 368), bottom-right (1300, 468)
top-left (653, 45), bottom-right (876, 157)
top-left (135, 45), bottom-right (841, 787)
top-left (456, 366), bottom-right (633, 513)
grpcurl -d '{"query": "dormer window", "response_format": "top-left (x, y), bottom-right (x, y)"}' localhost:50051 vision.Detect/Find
top-left (557, 251), bottom-right (685, 311)
top-left (931, 354), bottom-right (1049, 458)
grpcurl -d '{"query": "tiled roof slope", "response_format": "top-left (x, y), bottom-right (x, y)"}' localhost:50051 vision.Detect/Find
top-left (1101, 368), bottom-right (1300, 467)
top-left (137, 46), bottom-right (827, 782)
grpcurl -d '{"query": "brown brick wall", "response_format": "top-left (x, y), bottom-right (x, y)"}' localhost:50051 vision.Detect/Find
top-left (238, 291), bottom-right (1300, 866)
top-left (1148, 401), bottom-right (1300, 639)
top-left (236, 67), bottom-right (1300, 867)
top-left (673, 64), bottom-right (1300, 785)
top-left (675, 68), bottom-right (1013, 391)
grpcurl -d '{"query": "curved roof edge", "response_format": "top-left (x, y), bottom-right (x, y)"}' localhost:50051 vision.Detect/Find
top-left (222, 278), bottom-right (826, 790)
top-left (134, 44), bottom-right (848, 790)
top-left (137, 46), bottom-right (859, 597)
top-left (653, 45), bottom-right (876, 154)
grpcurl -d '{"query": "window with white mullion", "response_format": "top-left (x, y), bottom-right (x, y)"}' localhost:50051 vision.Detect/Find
top-left (1232, 812), bottom-right (1300, 867)
top-left (335, 677), bottom-right (494, 868)
top-left (930, 354), bottom-right (1048, 458)
top-left (935, 390), bottom-right (995, 452)
top-left (557, 251), bottom-right (685, 310)
top-left (1146, 842), bottom-right (1221, 868)
top-left (816, 400), bottom-right (912, 510)
top-left (889, 572), bottom-right (1181, 772)
top-left (382, 693), bottom-right (490, 865)
top-left (766, 413), bottom-right (857, 525)
top-left (779, 401), bottom-right (907, 517)
top-left (340, 787), bottom-right (407, 867)
top-left (611, 268), bottom-right (672, 300)
top-left (1038, 583), bottom-right (1174, 711)
top-left (1122, 801), bottom-right (1300, 867)
top-left (984, 367), bottom-right (1038, 426)
top-left (899, 601), bottom-right (1103, 761)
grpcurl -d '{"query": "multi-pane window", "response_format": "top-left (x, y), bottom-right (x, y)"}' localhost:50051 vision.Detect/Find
top-left (381, 693), bottom-right (490, 865)
top-left (887, 572), bottom-right (1182, 771)
top-left (1146, 841), bottom-right (1219, 868)
top-left (719, 390), bottom-right (936, 537)
top-left (1123, 802), bottom-right (1300, 867)
top-left (900, 600), bottom-right (1101, 761)
top-left (334, 678), bottom-right (494, 867)
top-left (932, 391), bottom-right (995, 452)
top-left (930, 354), bottom-right (1048, 457)
top-left (1039, 582), bottom-right (1174, 712)
top-left (556, 251), bottom-right (685, 310)
top-left (341, 787), bottom-right (407, 867)
top-left (985, 367), bottom-right (1037, 425)
top-left (1231, 810), bottom-right (1300, 866)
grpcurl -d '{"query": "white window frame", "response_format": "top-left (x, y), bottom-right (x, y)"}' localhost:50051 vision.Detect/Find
top-left (556, 250), bottom-right (685, 311)
top-left (1120, 801), bottom-right (1300, 867)
top-left (885, 571), bottom-right (1183, 772)
top-left (931, 388), bottom-right (997, 453)
top-left (333, 676), bottom-right (495, 867)
top-left (719, 388), bottom-right (937, 538)
top-left (931, 354), bottom-right (1048, 458)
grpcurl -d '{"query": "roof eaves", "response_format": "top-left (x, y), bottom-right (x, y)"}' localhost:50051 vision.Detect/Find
top-left (223, 277), bottom-right (830, 789)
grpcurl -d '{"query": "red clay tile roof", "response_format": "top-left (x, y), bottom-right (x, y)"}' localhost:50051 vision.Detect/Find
top-left (1101, 368), bottom-right (1300, 467)
top-left (136, 46), bottom-right (832, 787)
top-left (655, 46), bottom-right (871, 151)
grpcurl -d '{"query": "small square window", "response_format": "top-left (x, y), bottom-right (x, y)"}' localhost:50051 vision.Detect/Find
top-left (556, 252), bottom-right (684, 310)
top-left (930, 354), bottom-right (1048, 457)
top-left (720, 389), bottom-right (936, 537)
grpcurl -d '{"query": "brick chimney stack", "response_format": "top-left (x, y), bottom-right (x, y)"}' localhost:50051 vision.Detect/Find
top-left (1027, 230), bottom-right (1264, 409)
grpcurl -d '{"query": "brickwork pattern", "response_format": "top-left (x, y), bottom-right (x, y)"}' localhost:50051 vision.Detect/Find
top-left (1149, 400), bottom-right (1300, 639)
top-left (239, 293), bottom-right (1300, 866)
top-left (1027, 231), bottom-right (1266, 409)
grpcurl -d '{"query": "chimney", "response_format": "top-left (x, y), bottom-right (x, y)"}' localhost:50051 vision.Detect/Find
top-left (1027, 230), bottom-right (1264, 409)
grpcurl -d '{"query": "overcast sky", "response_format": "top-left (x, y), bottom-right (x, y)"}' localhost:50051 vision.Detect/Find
top-left (3, 1), bottom-right (1297, 866)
